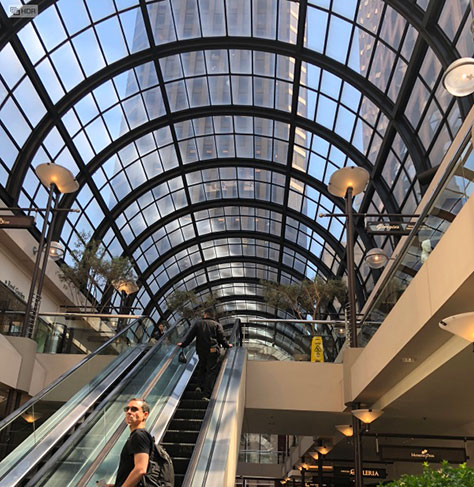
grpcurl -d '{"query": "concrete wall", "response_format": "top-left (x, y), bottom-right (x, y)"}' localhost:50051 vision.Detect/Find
top-left (349, 188), bottom-right (474, 404)
top-left (245, 361), bottom-right (344, 412)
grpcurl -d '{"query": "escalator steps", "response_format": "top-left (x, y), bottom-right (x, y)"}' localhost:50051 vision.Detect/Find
top-left (161, 376), bottom-right (212, 487)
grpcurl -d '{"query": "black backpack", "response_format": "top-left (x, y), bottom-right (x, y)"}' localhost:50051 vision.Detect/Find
top-left (139, 433), bottom-right (174, 487)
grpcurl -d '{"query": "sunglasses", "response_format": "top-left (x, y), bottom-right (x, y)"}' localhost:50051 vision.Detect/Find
top-left (123, 406), bottom-right (141, 413)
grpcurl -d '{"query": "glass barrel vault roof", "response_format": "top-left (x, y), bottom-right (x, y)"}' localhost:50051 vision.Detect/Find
top-left (0, 0), bottom-right (472, 337)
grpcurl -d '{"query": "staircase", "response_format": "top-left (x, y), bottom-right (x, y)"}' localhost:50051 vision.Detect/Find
top-left (161, 371), bottom-right (210, 487)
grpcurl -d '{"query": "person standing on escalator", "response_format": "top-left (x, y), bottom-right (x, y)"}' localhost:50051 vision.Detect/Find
top-left (97, 398), bottom-right (174, 487)
top-left (177, 310), bottom-right (232, 401)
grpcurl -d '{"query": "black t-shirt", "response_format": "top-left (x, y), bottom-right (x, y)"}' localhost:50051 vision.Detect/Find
top-left (114, 428), bottom-right (152, 487)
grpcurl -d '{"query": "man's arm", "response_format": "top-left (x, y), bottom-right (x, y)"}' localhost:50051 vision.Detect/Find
top-left (178, 323), bottom-right (197, 348)
top-left (120, 452), bottom-right (149, 487)
top-left (215, 322), bottom-right (232, 348)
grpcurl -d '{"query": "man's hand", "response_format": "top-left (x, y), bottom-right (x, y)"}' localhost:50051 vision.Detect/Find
top-left (177, 342), bottom-right (182, 346)
top-left (229, 344), bottom-right (233, 348)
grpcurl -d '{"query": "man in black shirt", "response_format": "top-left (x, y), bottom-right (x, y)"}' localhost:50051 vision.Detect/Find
top-left (177, 311), bottom-right (232, 400)
top-left (100, 398), bottom-right (152, 487)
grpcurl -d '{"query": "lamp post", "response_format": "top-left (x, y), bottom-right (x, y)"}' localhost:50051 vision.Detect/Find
top-left (328, 166), bottom-right (369, 487)
top-left (21, 163), bottom-right (78, 338)
top-left (112, 279), bottom-right (139, 331)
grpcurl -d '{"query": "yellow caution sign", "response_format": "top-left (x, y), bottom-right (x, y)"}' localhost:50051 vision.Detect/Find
top-left (311, 336), bottom-right (324, 362)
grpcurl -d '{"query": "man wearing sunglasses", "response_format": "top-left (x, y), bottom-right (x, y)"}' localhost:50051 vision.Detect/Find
top-left (98, 398), bottom-right (152, 487)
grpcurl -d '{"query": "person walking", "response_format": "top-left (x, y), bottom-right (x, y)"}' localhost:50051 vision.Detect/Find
top-left (177, 311), bottom-right (232, 401)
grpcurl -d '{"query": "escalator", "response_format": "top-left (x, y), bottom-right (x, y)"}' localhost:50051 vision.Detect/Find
top-left (0, 318), bottom-right (246, 487)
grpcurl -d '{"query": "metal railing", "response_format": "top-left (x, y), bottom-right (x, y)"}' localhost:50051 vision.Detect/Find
top-left (359, 119), bottom-right (474, 344)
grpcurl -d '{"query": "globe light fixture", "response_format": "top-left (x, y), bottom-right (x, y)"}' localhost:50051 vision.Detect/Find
top-left (365, 248), bottom-right (389, 269)
top-left (442, 58), bottom-right (474, 96)
top-left (439, 312), bottom-right (474, 342)
top-left (351, 408), bottom-right (384, 424)
top-left (335, 424), bottom-right (354, 437)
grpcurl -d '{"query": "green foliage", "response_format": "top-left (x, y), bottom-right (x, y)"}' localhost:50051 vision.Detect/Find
top-left (58, 232), bottom-right (136, 312)
top-left (167, 289), bottom-right (218, 322)
top-left (381, 462), bottom-right (474, 487)
top-left (261, 276), bottom-right (347, 321)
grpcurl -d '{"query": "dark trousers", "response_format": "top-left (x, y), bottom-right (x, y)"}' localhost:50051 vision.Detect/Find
top-left (197, 351), bottom-right (220, 397)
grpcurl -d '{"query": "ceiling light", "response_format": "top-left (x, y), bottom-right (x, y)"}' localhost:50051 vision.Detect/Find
top-left (401, 357), bottom-right (416, 363)
top-left (21, 411), bottom-right (41, 423)
top-left (335, 424), bottom-right (354, 437)
top-left (314, 444), bottom-right (333, 455)
top-left (442, 58), bottom-right (474, 96)
top-left (364, 248), bottom-right (389, 269)
top-left (36, 163), bottom-right (79, 194)
top-left (113, 279), bottom-right (139, 295)
top-left (328, 167), bottom-right (369, 197)
top-left (48, 241), bottom-right (65, 261)
top-left (351, 408), bottom-right (384, 424)
top-left (439, 312), bottom-right (474, 342)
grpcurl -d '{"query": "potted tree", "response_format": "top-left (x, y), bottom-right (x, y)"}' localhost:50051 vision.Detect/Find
top-left (58, 231), bottom-right (137, 314)
top-left (167, 289), bottom-right (218, 323)
top-left (261, 276), bottom-right (347, 328)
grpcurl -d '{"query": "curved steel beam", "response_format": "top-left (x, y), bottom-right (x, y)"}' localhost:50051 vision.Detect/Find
top-left (8, 38), bottom-right (421, 204)
top-left (136, 230), bottom-right (336, 284)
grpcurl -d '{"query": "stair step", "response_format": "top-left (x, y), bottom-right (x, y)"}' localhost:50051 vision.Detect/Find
top-left (178, 399), bottom-right (209, 410)
top-left (171, 456), bottom-right (192, 474)
top-left (182, 390), bottom-right (205, 400)
top-left (163, 442), bottom-right (195, 457)
top-left (174, 473), bottom-right (185, 487)
top-left (173, 408), bottom-right (206, 420)
top-left (168, 418), bottom-right (203, 431)
top-left (163, 429), bottom-right (199, 443)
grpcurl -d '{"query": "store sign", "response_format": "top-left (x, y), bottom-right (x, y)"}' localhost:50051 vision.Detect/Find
top-left (311, 336), bottom-right (324, 362)
top-left (366, 222), bottom-right (416, 235)
top-left (334, 466), bottom-right (386, 479)
top-left (0, 215), bottom-right (34, 229)
top-left (380, 445), bottom-right (466, 463)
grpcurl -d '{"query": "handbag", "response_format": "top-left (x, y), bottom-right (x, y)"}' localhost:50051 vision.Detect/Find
top-left (178, 349), bottom-right (187, 363)
top-left (139, 433), bottom-right (174, 487)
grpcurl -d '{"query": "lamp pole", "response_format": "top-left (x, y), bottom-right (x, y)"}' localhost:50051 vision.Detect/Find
top-left (21, 183), bottom-right (56, 338)
top-left (328, 166), bottom-right (369, 487)
top-left (21, 163), bottom-right (78, 338)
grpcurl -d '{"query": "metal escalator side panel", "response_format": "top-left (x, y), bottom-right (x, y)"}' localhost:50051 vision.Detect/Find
top-left (0, 346), bottom-right (145, 487)
top-left (204, 348), bottom-right (246, 487)
top-left (183, 347), bottom-right (247, 487)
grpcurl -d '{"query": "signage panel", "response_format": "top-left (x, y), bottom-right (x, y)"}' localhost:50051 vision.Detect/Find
top-left (0, 215), bottom-right (34, 229)
top-left (366, 221), bottom-right (416, 235)
top-left (334, 466), bottom-right (387, 479)
top-left (380, 445), bottom-right (466, 463)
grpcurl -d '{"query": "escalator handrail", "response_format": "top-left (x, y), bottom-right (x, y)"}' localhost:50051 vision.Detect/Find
top-left (0, 316), bottom-right (154, 432)
top-left (182, 318), bottom-right (241, 486)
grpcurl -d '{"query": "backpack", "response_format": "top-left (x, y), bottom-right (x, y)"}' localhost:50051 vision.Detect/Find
top-left (139, 433), bottom-right (174, 487)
